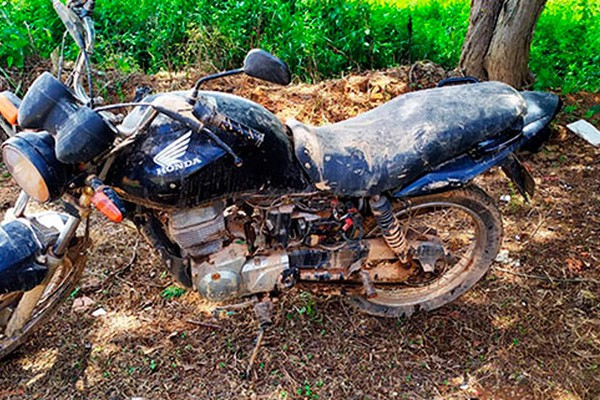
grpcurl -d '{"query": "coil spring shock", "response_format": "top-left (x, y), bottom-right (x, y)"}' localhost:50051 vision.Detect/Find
top-left (369, 195), bottom-right (409, 263)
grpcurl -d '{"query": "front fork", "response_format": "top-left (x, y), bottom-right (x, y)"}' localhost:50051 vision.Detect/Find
top-left (4, 191), bottom-right (83, 336)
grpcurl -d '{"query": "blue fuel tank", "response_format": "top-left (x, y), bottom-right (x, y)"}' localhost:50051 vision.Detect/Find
top-left (106, 91), bottom-right (309, 209)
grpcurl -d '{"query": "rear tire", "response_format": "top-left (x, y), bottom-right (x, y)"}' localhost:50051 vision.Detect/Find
top-left (348, 185), bottom-right (502, 318)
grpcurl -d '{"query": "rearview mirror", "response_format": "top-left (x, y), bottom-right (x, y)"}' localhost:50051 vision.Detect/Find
top-left (243, 49), bottom-right (291, 86)
top-left (52, 0), bottom-right (87, 50)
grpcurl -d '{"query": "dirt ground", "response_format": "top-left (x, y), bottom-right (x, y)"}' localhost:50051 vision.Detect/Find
top-left (0, 65), bottom-right (599, 400)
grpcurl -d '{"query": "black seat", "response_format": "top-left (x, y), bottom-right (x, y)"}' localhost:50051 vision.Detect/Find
top-left (289, 81), bottom-right (526, 196)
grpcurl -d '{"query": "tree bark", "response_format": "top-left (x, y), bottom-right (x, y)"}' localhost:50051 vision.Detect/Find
top-left (459, 0), bottom-right (547, 88)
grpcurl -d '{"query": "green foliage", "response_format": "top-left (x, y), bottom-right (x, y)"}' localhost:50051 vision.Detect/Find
top-left (160, 285), bottom-right (186, 299)
top-left (530, 0), bottom-right (600, 93)
top-left (0, 0), bottom-right (597, 92)
top-left (0, 0), bottom-right (63, 68)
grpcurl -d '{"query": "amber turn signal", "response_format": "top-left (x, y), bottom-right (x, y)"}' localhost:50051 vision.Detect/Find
top-left (91, 190), bottom-right (124, 223)
top-left (0, 94), bottom-right (18, 126)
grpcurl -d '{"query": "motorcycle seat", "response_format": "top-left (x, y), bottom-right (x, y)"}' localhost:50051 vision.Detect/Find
top-left (288, 81), bottom-right (526, 196)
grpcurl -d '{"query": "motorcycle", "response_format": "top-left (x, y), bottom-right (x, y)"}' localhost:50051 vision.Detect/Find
top-left (0, 0), bottom-right (560, 370)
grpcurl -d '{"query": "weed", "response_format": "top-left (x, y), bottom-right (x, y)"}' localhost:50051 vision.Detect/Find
top-left (3, 0), bottom-right (598, 92)
top-left (296, 291), bottom-right (316, 319)
top-left (296, 382), bottom-right (319, 399)
top-left (69, 286), bottom-right (81, 299)
top-left (160, 285), bottom-right (185, 299)
top-left (564, 105), bottom-right (578, 114)
top-left (585, 106), bottom-right (599, 119)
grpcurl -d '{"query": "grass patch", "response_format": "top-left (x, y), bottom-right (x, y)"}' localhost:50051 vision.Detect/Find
top-left (0, 0), bottom-right (597, 92)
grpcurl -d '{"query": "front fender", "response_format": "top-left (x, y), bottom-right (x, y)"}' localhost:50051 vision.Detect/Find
top-left (0, 212), bottom-right (70, 294)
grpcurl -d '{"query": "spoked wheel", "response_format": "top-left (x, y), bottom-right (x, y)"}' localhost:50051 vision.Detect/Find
top-left (349, 185), bottom-right (502, 318)
top-left (0, 240), bottom-right (87, 360)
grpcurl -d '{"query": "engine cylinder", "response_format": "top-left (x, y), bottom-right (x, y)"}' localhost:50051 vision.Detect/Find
top-left (168, 201), bottom-right (225, 258)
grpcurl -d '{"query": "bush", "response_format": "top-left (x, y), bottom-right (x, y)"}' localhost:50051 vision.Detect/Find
top-left (0, 0), bottom-right (597, 92)
top-left (530, 0), bottom-right (600, 93)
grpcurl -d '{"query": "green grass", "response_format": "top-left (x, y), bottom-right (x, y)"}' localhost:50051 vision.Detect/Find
top-left (0, 0), bottom-right (597, 92)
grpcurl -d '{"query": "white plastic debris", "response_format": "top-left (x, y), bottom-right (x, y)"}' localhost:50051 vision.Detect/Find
top-left (91, 307), bottom-right (107, 317)
top-left (567, 119), bottom-right (600, 147)
top-left (500, 194), bottom-right (511, 203)
top-left (495, 249), bottom-right (511, 264)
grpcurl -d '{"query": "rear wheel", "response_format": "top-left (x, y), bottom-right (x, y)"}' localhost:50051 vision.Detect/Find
top-left (0, 240), bottom-right (87, 359)
top-left (349, 185), bottom-right (502, 318)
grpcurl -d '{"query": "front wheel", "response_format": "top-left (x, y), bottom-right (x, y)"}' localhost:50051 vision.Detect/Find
top-left (349, 185), bottom-right (502, 318)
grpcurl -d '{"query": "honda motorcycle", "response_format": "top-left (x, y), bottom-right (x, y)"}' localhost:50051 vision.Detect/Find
top-left (0, 0), bottom-right (560, 366)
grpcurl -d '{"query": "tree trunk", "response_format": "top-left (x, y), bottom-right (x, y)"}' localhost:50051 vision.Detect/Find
top-left (459, 0), bottom-right (547, 88)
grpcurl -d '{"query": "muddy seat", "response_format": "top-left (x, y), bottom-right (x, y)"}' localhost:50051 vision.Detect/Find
top-left (288, 81), bottom-right (526, 196)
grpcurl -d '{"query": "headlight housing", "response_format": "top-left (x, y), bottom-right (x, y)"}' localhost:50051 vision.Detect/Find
top-left (1, 131), bottom-right (69, 202)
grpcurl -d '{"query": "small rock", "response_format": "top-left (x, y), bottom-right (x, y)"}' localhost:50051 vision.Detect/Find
top-left (91, 308), bottom-right (107, 317)
top-left (80, 278), bottom-right (102, 293)
top-left (495, 249), bottom-right (511, 264)
top-left (500, 195), bottom-right (511, 203)
top-left (72, 296), bottom-right (95, 313)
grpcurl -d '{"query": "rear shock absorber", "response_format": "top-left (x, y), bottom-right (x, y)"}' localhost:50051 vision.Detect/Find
top-left (369, 195), bottom-right (409, 263)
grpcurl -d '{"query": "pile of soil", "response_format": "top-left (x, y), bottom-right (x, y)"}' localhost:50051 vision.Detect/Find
top-left (0, 66), bottom-right (598, 399)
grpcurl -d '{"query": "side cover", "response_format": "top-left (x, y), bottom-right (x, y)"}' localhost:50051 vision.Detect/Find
top-left (107, 91), bottom-right (308, 209)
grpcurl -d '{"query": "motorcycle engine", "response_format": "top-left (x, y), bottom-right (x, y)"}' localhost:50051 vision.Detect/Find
top-left (166, 195), bottom-right (360, 302)
top-left (167, 201), bottom-right (292, 301)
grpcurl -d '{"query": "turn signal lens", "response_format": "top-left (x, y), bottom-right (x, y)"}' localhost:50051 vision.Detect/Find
top-left (91, 190), bottom-right (123, 223)
top-left (0, 94), bottom-right (18, 125)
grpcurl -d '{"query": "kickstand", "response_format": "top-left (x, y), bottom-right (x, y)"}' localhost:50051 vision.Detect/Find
top-left (212, 297), bottom-right (258, 320)
top-left (245, 296), bottom-right (274, 379)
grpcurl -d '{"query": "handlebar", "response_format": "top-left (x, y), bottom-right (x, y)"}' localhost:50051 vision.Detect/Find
top-left (67, 0), bottom-right (95, 17)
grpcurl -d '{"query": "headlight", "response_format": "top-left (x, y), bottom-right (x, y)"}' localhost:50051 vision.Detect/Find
top-left (1, 131), bottom-right (68, 202)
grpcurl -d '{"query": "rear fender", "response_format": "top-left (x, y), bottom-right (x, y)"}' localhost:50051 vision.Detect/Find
top-left (393, 141), bottom-right (533, 199)
top-left (519, 91), bottom-right (562, 152)
top-left (392, 147), bottom-right (515, 198)
top-left (393, 90), bottom-right (560, 199)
